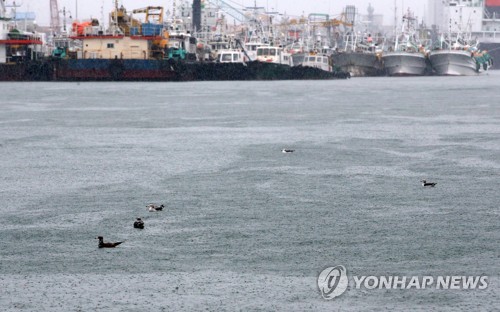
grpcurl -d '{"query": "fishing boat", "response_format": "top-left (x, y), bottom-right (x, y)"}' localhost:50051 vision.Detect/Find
top-left (329, 5), bottom-right (385, 77)
top-left (0, 1), bottom-right (47, 80)
top-left (428, 3), bottom-right (492, 75)
top-left (332, 31), bottom-right (385, 77)
top-left (429, 40), bottom-right (492, 75)
top-left (428, 0), bottom-right (498, 70)
top-left (382, 9), bottom-right (429, 76)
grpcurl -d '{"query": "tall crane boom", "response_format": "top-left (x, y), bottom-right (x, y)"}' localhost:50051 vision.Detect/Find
top-left (50, 0), bottom-right (60, 33)
top-left (132, 6), bottom-right (164, 24)
top-left (0, 1), bottom-right (6, 16)
top-left (206, 0), bottom-right (247, 23)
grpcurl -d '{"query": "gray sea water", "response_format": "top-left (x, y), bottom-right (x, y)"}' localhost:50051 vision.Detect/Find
top-left (0, 73), bottom-right (499, 311)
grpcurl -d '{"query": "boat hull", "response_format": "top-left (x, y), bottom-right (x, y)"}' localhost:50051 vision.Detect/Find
top-left (429, 50), bottom-right (479, 76)
top-left (0, 61), bottom-right (53, 81)
top-left (331, 52), bottom-right (385, 77)
top-left (382, 52), bottom-right (428, 76)
top-left (0, 59), bottom-right (350, 81)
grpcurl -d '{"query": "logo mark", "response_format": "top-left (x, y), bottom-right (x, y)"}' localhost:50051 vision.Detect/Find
top-left (317, 265), bottom-right (348, 300)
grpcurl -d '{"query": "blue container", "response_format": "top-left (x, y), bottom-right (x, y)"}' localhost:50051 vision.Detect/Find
top-left (142, 23), bottom-right (153, 36)
top-left (141, 23), bottom-right (162, 36)
top-left (130, 27), bottom-right (139, 35)
top-left (153, 24), bottom-right (162, 35)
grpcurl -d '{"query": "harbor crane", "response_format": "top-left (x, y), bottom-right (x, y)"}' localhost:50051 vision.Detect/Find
top-left (205, 0), bottom-right (247, 23)
top-left (50, 0), bottom-right (60, 33)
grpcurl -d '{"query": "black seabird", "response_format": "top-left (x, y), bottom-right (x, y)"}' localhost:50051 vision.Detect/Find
top-left (96, 236), bottom-right (123, 248)
top-left (134, 218), bottom-right (144, 229)
top-left (282, 149), bottom-right (295, 153)
top-left (421, 180), bottom-right (437, 187)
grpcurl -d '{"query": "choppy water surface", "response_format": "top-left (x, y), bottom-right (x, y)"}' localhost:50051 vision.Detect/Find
top-left (0, 74), bottom-right (499, 311)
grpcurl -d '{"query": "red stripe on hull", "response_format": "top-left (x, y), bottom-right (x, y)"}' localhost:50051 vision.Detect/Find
top-left (122, 70), bottom-right (176, 79)
top-left (69, 35), bottom-right (125, 40)
top-left (55, 69), bottom-right (177, 80)
top-left (55, 69), bottom-right (109, 79)
top-left (0, 40), bottom-right (43, 45)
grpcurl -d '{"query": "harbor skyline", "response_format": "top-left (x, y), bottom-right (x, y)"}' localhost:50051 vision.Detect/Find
top-left (18, 0), bottom-right (427, 28)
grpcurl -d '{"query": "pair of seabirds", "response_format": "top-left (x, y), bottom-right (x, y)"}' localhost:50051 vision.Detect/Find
top-left (284, 148), bottom-right (438, 187)
top-left (133, 204), bottom-right (163, 228)
top-left (96, 203), bottom-right (164, 248)
top-left (283, 149), bottom-right (439, 187)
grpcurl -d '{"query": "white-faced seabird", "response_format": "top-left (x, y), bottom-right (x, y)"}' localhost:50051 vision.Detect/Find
top-left (421, 180), bottom-right (437, 187)
top-left (96, 236), bottom-right (123, 248)
top-left (147, 204), bottom-right (164, 212)
top-left (134, 218), bottom-right (144, 229)
top-left (282, 149), bottom-right (295, 153)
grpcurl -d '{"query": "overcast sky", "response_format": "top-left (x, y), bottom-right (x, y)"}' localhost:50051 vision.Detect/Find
top-left (18, 0), bottom-right (427, 27)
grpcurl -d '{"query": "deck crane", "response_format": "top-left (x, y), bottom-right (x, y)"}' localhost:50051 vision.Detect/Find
top-left (132, 6), bottom-right (164, 24)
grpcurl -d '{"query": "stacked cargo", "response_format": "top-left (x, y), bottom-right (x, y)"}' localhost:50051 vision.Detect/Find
top-left (141, 23), bottom-right (163, 36)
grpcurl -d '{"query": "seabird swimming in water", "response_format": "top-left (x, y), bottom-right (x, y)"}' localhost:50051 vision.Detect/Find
top-left (133, 218), bottom-right (144, 229)
top-left (147, 204), bottom-right (164, 212)
top-left (282, 149), bottom-right (295, 153)
top-left (421, 180), bottom-right (437, 187)
top-left (96, 236), bottom-right (123, 248)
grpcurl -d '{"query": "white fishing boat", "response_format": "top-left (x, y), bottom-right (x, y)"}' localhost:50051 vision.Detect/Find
top-left (428, 3), bottom-right (493, 75)
top-left (382, 9), bottom-right (429, 76)
top-left (429, 45), bottom-right (481, 76)
top-left (428, 0), bottom-right (498, 70)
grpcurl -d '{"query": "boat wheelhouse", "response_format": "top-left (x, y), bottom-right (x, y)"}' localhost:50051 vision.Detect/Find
top-left (256, 46), bottom-right (293, 66)
top-left (301, 53), bottom-right (332, 72)
top-left (217, 50), bottom-right (245, 63)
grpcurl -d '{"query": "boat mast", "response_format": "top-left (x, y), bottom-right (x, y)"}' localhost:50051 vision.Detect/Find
top-left (393, 0), bottom-right (397, 37)
top-left (448, 7), bottom-right (452, 50)
top-left (172, 0), bottom-right (177, 31)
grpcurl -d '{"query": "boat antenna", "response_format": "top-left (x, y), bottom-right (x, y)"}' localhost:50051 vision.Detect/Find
top-left (100, 0), bottom-right (104, 31)
top-left (60, 6), bottom-right (72, 33)
top-left (393, 0), bottom-right (397, 37)
top-left (173, 0), bottom-right (176, 20)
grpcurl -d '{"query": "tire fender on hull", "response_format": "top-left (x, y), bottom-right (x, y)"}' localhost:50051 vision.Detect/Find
top-left (109, 60), bottom-right (125, 81)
